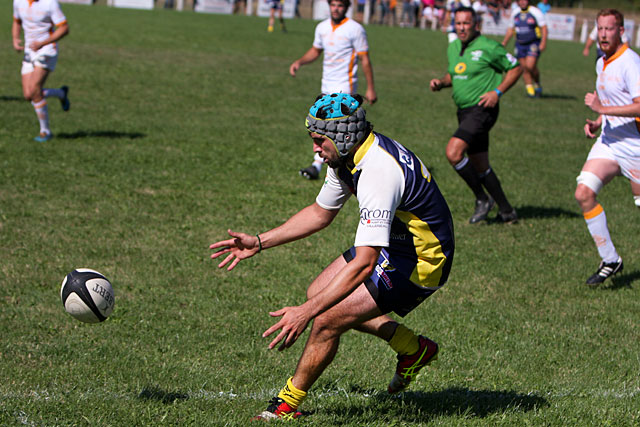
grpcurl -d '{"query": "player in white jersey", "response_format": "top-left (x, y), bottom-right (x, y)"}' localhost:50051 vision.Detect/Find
top-left (12, 0), bottom-right (70, 142)
top-left (577, 9), bottom-right (640, 286)
top-left (289, 0), bottom-right (377, 180)
top-left (582, 21), bottom-right (629, 60)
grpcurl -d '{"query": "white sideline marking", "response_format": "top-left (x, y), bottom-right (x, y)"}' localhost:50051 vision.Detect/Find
top-left (4, 387), bottom-right (640, 403)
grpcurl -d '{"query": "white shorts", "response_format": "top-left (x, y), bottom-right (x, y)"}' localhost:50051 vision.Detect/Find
top-left (21, 51), bottom-right (58, 75)
top-left (587, 139), bottom-right (640, 184)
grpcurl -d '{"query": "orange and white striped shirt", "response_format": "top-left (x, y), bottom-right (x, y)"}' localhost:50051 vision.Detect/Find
top-left (13, 0), bottom-right (66, 57)
top-left (313, 17), bottom-right (369, 95)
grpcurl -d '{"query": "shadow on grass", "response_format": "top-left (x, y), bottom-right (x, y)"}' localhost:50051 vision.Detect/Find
top-left (0, 95), bottom-right (22, 102)
top-left (603, 269), bottom-right (640, 290)
top-left (497, 205), bottom-right (581, 221)
top-left (334, 385), bottom-right (547, 421)
top-left (138, 386), bottom-right (189, 404)
top-left (56, 130), bottom-right (145, 139)
top-left (538, 93), bottom-right (577, 100)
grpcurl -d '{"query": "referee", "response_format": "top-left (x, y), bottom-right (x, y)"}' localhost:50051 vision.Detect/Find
top-left (431, 6), bottom-right (522, 224)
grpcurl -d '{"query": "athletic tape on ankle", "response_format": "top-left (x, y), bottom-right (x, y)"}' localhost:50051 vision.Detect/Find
top-left (576, 171), bottom-right (603, 195)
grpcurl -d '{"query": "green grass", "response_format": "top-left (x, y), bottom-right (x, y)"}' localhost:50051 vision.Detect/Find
top-left (1, 5), bottom-right (639, 426)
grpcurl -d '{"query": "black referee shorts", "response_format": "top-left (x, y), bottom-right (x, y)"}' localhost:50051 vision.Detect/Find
top-left (452, 104), bottom-right (499, 154)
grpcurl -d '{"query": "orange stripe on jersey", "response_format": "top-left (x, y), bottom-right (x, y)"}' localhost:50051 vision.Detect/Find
top-left (583, 203), bottom-right (603, 220)
top-left (331, 17), bottom-right (349, 32)
top-left (602, 43), bottom-right (628, 72)
top-left (56, 20), bottom-right (68, 28)
top-left (348, 50), bottom-right (356, 93)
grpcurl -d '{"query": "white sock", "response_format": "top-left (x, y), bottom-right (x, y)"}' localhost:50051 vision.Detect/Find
top-left (32, 99), bottom-right (50, 135)
top-left (312, 153), bottom-right (323, 172)
top-left (43, 88), bottom-right (64, 99)
top-left (584, 203), bottom-right (619, 263)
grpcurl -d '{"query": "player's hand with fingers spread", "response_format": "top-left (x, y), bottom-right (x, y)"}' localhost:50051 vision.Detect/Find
top-left (263, 305), bottom-right (311, 351)
top-left (478, 90), bottom-right (499, 108)
top-left (209, 229), bottom-right (261, 271)
top-left (585, 91), bottom-right (603, 114)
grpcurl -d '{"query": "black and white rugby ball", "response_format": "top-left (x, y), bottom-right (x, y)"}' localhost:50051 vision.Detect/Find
top-left (60, 269), bottom-right (115, 323)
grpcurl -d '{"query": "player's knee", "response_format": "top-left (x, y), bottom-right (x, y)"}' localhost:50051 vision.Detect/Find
top-left (23, 87), bottom-right (40, 102)
top-left (576, 171), bottom-right (603, 201)
top-left (445, 144), bottom-right (464, 165)
top-left (311, 313), bottom-right (343, 337)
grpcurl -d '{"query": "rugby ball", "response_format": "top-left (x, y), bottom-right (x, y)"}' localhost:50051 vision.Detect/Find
top-left (60, 268), bottom-right (115, 323)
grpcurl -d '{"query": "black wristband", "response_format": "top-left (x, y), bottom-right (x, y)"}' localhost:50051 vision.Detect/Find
top-left (256, 234), bottom-right (262, 253)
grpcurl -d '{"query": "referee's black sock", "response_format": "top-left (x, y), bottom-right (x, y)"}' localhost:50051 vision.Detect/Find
top-left (453, 158), bottom-right (487, 201)
top-left (479, 168), bottom-right (513, 213)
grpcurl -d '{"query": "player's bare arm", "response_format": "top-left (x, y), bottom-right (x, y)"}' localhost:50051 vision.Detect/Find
top-left (28, 22), bottom-right (68, 51)
top-left (210, 203), bottom-right (339, 270)
top-left (290, 47), bottom-right (323, 77)
top-left (11, 19), bottom-right (23, 51)
top-left (430, 73), bottom-right (452, 92)
top-left (586, 92), bottom-right (640, 118)
top-left (263, 245), bottom-right (380, 350)
top-left (359, 52), bottom-right (377, 104)
top-left (539, 26), bottom-right (548, 52)
top-left (478, 65), bottom-right (523, 107)
top-left (502, 27), bottom-right (514, 46)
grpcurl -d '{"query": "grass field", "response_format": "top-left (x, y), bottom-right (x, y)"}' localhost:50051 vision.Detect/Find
top-left (1, 5), bottom-right (639, 426)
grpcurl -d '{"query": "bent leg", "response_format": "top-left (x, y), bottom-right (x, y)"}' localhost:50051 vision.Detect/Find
top-left (469, 152), bottom-right (513, 213)
top-left (293, 282), bottom-right (382, 391)
top-left (447, 137), bottom-right (487, 200)
top-left (575, 159), bottom-right (621, 263)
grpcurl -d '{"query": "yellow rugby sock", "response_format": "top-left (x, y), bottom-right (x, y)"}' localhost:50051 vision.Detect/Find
top-left (277, 377), bottom-right (307, 409)
top-left (526, 85), bottom-right (535, 96)
top-left (388, 324), bottom-right (420, 356)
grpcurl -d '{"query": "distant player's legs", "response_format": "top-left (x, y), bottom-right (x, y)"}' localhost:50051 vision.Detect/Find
top-left (575, 158), bottom-right (623, 283)
top-left (520, 55), bottom-right (541, 97)
top-left (469, 151), bottom-right (515, 219)
top-left (519, 56), bottom-right (536, 97)
top-left (446, 137), bottom-right (495, 223)
top-left (279, 5), bottom-right (287, 32)
top-left (22, 67), bottom-right (52, 141)
top-left (268, 8), bottom-right (276, 32)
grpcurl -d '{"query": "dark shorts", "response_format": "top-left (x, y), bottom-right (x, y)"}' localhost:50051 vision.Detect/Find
top-left (453, 104), bottom-right (499, 155)
top-left (515, 40), bottom-right (541, 58)
top-left (343, 247), bottom-right (438, 317)
top-left (269, 0), bottom-right (282, 9)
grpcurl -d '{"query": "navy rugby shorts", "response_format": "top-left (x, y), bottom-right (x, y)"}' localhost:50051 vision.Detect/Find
top-left (343, 247), bottom-right (438, 317)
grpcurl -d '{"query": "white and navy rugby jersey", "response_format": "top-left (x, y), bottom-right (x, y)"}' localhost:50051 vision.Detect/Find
top-left (509, 6), bottom-right (546, 45)
top-left (316, 132), bottom-right (455, 288)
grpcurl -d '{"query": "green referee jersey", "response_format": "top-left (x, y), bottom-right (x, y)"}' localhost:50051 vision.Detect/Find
top-left (447, 34), bottom-right (518, 109)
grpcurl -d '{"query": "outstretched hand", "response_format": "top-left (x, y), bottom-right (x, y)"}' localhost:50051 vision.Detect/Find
top-left (262, 305), bottom-right (311, 351)
top-left (209, 229), bottom-right (260, 271)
